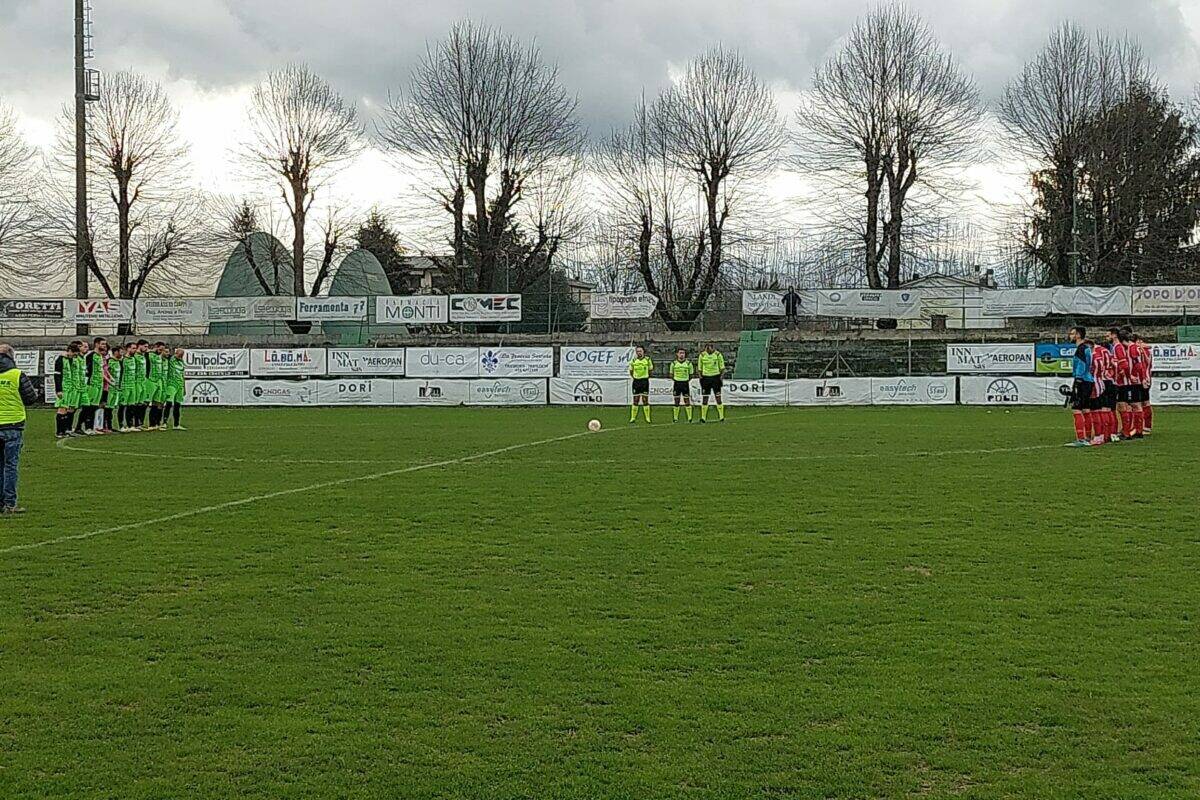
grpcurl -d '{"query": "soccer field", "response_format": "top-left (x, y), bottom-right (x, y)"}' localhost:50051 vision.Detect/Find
top-left (2, 406), bottom-right (1199, 798)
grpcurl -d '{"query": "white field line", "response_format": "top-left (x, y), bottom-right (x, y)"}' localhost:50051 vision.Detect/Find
top-left (54, 438), bottom-right (409, 466)
top-left (6, 430), bottom-right (593, 555)
top-left (505, 443), bottom-right (1066, 467)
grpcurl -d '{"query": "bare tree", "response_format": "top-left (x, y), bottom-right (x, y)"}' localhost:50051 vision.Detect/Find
top-left (0, 100), bottom-right (49, 291)
top-left (998, 24), bottom-right (1151, 284)
top-left (796, 4), bottom-right (983, 289)
top-left (596, 48), bottom-right (784, 328)
top-left (241, 64), bottom-right (363, 298)
top-left (379, 21), bottom-right (584, 292)
top-left (38, 72), bottom-right (212, 303)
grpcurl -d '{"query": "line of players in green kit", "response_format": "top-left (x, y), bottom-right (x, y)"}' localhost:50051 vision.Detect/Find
top-left (53, 337), bottom-right (188, 439)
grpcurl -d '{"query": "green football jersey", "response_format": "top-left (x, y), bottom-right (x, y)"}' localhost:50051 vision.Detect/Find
top-left (167, 357), bottom-right (185, 385)
top-left (147, 352), bottom-right (165, 381)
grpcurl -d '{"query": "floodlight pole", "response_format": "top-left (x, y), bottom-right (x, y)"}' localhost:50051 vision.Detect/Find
top-left (74, 0), bottom-right (90, 334)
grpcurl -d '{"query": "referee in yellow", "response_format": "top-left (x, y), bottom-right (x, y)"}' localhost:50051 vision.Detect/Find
top-left (698, 343), bottom-right (726, 422)
top-left (629, 346), bottom-right (653, 423)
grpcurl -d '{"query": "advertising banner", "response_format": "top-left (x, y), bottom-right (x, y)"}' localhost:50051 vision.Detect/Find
top-left (647, 378), bottom-right (700, 405)
top-left (242, 380), bottom-right (320, 406)
top-left (946, 344), bottom-right (1036, 373)
top-left (1050, 286), bottom-right (1132, 316)
top-left (391, 379), bottom-right (470, 406)
top-left (1035, 342), bottom-right (1075, 375)
top-left (449, 294), bottom-right (522, 322)
top-left (981, 289), bottom-right (1054, 318)
top-left (741, 290), bottom-right (819, 316)
top-left (790, 378), bottom-right (874, 406)
top-left (1132, 285), bottom-right (1200, 315)
top-left (72, 298), bottom-right (133, 323)
top-left (1152, 376), bottom-right (1200, 405)
top-left (205, 296), bottom-right (295, 323)
top-left (187, 379), bottom-right (245, 406)
top-left (135, 298), bottom-right (208, 325)
top-left (0, 299), bottom-right (66, 320)
top-left (816, 289), bottom-right (922, 319)
top-left (317, 378), bottom-right (397, 406)
top-left (185, 348), bottom-right (250, 377)
top-left (1149, 343), bottom-right (1200, 372)
top-left (375, 295), bottom-right (449, 325)
top-left (590, 292), bottom-right (659, 319)
top-left (249, 348), bottom-right (328, 377)
top-left (558, 346), bottom-right (635, 379)
top-left (296, 296), bottom-right (368, 322)
top-left (721, 379), bottom-right (791, 406)
top-left (477, 347), bottom-right (554, 378)
top-left (959, 375), bottom-right (1059, 405)
top-left (14, 350), bottom-right (39, 373)
top-left (327, 348), bottom-right (406, 376)
top-left (465, 379), bottom-right (548, 406)
top-left (405, 347), bottom-right (479, 378)
top-left (549, 377), bottom-right (631, 405)
top-left (870, 376), bottom-right (955, 405)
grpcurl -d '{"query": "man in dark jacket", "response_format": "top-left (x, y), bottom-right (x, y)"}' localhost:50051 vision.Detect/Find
top-left (0, 344), bottom-right (39, 514)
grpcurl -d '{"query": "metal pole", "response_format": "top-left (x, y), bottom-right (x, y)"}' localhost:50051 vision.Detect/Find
top-left (74, 0), bottom-right (89, 335)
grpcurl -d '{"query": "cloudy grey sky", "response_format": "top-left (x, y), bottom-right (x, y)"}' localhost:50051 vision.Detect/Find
top-left (3, 0), bottom-right (1200, 205)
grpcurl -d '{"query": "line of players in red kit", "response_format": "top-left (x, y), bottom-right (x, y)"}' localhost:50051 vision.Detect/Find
top-left (1065, 325), bottom-right (1153, 448)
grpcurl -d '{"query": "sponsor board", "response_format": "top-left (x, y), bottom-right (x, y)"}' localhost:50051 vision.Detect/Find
top-left (187, 379), bottom-right (244, 406)
top-left (816, 289), bottom-right (922, 319)
top-left (406, 347), bottom-right (479, 378)
top-left (204, 296), bottom-right (296, 323)
top-left (375, 295), bottom-right (449, 325)
top-left (14, 350), bottom-right (39, 373)
top-left (327, 348), bottom-right (406, 376)
top-left (1035, 343), bottom-right (1076, 375)
top-left (136, 298), bottom-right (208, 325)
top-left (721, 379), bottom-right (790, 406)
top-left (1132, 285), bottom-right (1200, 315)
top-left (981, 289), bottom-right (1054, 318)
top-left (648, 378), bottom-right (700, 405)
top-left (449, 294), bottom-right (522, 322)
top-left (185, 348), bottom-right (250, 377)
top-left (959, 375), bottom-right (1061, 405)
top-left (296, 296), bottom-right (368, 322)
top-left (1050, 286), bottom-right (1131, 316)
top-left (392, 379), bottom-right (470, 406)
top-left (741, 290), bottom-right (819, 316)
top-left (465, 379), bottom-right (548, 406)
top-left (558, 346), bottom-right (635, 379)
top-left (478, 347), bottom-right (554, 378)
top-left (870, 377), bottom-right (955, 405)
top-left (590, 292), bottom-right (659, 319)
top-left (1153, 376), bottom-right (1200, 404)
top-left (317, 379), bottom-right (395, 406)
top-left (1149, 343), bottom-right (1200, 372)
top-left (242, 380), bottom-right (320, 406)
top-left (249, 348), bottom-right (328, 377)
top-left (549, 378), bottom-right (631, 405)
top-left (0, 299), bottom-right (66, 320)
top-left (790, 378), bottom-right (874, 406)
top-left (72, 298), bottom-right (133, 323)
top-left (946, 344), bottom-right (1035, 373)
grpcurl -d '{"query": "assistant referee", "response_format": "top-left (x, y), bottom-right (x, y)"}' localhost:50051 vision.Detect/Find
top-left (698, 343), bottom-right (726, 422)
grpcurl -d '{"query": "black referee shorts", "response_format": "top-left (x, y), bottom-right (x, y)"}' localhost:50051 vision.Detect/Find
top-left (631, 377), bottom-right (650, 396)
top-left (699, 375), bottom-right (723, 396)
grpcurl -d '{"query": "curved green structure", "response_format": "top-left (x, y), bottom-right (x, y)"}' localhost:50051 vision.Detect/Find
top-left (322, 249), bottom-right (407, 345)
top-left (209, 232), bottom-right (295, 337)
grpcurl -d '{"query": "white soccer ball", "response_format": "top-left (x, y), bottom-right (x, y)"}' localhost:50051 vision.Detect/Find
top-left (588, 419), bottom-right (602, 432)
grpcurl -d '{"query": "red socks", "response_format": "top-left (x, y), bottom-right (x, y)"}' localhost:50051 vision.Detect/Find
top-left (1073, 412), bottom-right (1088, 441)
top-left (1143, 405), bottom-right (1153, 431)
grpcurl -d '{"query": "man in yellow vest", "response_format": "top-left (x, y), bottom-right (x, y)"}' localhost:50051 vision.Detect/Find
top-left (0, 343), bottom-right (39, 514)
top-left (697, 343), bottom-right (726, 422)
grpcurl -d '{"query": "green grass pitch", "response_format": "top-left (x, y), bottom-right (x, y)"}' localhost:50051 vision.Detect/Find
top-left (2, 406), bottom-right (1199, 799)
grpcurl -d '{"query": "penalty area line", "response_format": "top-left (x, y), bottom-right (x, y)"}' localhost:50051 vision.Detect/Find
top-left (6, 429), bottom-right (593, 556)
